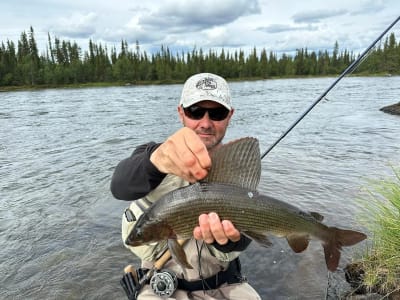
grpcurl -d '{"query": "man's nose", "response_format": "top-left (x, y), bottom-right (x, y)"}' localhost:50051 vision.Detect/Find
top-left (198, 112), bottom-right (213, 127)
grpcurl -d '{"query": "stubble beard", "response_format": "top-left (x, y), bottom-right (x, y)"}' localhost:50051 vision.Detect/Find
top-left (197, 130), bottom-right (224, 151)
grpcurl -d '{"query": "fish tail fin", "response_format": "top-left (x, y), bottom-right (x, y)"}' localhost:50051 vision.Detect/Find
top-left (323, 227), bottom-right (367, 272)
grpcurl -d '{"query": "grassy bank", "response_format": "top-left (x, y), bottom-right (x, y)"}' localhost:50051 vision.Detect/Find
top-left (354, 166), bottom-right (400, 297)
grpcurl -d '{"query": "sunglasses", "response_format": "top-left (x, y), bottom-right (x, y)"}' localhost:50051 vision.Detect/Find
top-left (183, 105), bottom-right (230, 121)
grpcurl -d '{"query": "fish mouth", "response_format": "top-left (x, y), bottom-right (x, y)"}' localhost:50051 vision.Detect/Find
top-left (125, 236), bottom-right (139, 247)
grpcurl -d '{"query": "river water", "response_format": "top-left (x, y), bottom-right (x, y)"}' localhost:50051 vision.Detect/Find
top-left (1, 76), bottom-right (399, 299)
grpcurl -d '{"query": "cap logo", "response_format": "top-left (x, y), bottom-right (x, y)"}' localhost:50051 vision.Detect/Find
top-left (196, 77), bottom-right (217, 91)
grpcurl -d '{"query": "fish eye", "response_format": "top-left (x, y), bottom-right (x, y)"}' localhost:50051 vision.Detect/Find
top-left (135, 229), bottom-right (144, 239)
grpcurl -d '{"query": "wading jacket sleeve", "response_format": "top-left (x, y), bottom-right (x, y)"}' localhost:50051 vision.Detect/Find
top-left (110, 142), bottom-right (165, 200)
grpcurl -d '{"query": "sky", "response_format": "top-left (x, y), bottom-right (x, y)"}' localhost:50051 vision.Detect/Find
top-left (0, 0), bottom-right (399, 57)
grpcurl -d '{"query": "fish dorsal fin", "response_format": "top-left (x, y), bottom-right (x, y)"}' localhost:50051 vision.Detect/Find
top-left (205, 137), bottom-right (261, 190)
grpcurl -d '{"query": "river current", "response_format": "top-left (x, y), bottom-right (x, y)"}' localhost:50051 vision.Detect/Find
top-left (1, 76), bottom-right (399, 299)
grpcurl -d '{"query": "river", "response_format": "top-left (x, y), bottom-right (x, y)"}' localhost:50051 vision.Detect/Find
top-left (1, 76), bottom-right (400, 299)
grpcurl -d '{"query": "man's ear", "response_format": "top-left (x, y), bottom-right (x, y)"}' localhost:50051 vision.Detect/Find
top-left (177, 106), bottom-right (185, 124)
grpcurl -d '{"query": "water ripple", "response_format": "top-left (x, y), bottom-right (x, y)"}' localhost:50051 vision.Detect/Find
top-left (1, 77), bottom-right (400, 299)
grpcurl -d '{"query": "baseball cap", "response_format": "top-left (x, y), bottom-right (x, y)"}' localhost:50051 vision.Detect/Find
top-left (179, 73), bottom-right (232, 110)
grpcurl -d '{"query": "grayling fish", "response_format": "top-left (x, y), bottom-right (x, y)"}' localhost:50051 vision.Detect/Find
top-left (126, 137), bottom-right (367, 272)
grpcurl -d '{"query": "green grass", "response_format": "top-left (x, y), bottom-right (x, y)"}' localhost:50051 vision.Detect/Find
top-left (357, 166), bottom-right (400, 295)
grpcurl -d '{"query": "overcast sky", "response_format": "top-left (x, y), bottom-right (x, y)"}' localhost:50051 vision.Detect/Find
top-left (1, 0), bottom-right (399, 56)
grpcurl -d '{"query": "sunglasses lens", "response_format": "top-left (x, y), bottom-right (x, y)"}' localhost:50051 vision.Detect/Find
top-left (184, 105), bottom-right (229, 121)
top-left (184, 106), bottom-right (206, 120)
top-left (208, 107), bottom-right (229, 121)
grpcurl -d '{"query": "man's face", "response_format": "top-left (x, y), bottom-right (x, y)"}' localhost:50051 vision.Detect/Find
top-left (178, 100), bottom-right (234, 150)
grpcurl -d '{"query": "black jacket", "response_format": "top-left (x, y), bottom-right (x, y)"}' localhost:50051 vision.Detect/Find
top-left (110, 142), bottom-right (164, 200)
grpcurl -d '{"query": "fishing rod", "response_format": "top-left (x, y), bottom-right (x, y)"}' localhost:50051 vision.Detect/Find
top-left (260, 15), bottom-right (400, 160)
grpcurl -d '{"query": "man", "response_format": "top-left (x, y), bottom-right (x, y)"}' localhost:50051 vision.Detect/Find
top-left (111, 73), bottom-right (261, 299)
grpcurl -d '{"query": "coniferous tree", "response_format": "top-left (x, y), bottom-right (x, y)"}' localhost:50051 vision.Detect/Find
top-left (1, 26), bottom-right (399, 87)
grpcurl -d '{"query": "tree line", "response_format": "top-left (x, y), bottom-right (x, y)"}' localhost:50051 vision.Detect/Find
top-left (1, 27), bottom-right (399, 87)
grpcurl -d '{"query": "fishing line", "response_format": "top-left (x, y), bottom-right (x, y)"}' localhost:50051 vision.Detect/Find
top-left (195, 240), bottom-right (211, 292)
top-left (260, 15), bottom-right (400, 160)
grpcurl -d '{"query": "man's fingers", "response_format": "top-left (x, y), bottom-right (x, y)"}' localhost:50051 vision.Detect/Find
top-left (150, 128), bottom-right (210, 181)
top-left (209, 213), bottom-right (228, 245)
top-left (183, 129), bottom-right (211, 170)
top-left (180, 150), bottom-right (208, 181)
top-left (221, 220), bottom-right (241, 242)
top-left (195, 214), bottom-right (240, 245)
top-left (193, 226), bottom-right (202, 240)
top-left (198, 214), bottom-right (214, 244)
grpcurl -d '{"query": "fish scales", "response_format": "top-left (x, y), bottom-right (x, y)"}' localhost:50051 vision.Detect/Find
top-left (146, 182), bottom-right (325, 239)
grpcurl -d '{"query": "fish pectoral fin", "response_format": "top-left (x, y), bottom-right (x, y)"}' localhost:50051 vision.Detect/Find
top-left (167, 239), bottom-right (193, 269)
top-left (243, 231), bottom-right (273, 248)
top-left (286, 233), bottom-right (310, 253)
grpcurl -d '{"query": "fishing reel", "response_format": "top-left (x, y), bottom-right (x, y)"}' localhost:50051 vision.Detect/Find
top-left (149, 269), bottom-right (178, 297)
top-left (121, 267), bottom-right (178, 299)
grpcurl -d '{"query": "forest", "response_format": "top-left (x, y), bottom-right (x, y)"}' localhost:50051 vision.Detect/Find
top-left (0, 26), bottom-right (399, 87)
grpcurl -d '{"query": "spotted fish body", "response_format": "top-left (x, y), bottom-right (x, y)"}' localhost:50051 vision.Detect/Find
top-left (126, 137), bottom-right (367, 271)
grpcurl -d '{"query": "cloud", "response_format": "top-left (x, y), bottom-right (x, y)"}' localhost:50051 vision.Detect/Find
top-left (2, 0), bottom-right (397, 57)
top-left (292, 9), bottom-right (347, 23)
top-left (256, 23), bottom-right (318, 34)
top-left (138, 0), bottom-right (261, 32)
top-left (350, 0), bottom-right (385, 15)
top-left (99, 0), bottom-right (262, 51)
top-left (52, 12), bottom-right (98, 38)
